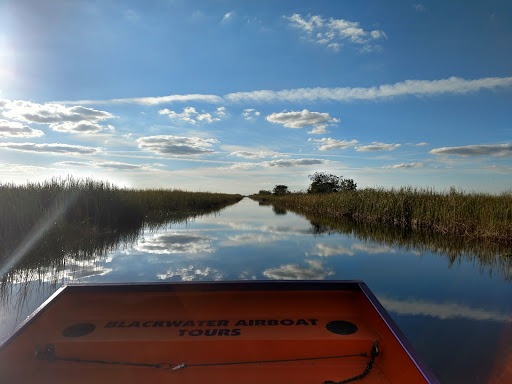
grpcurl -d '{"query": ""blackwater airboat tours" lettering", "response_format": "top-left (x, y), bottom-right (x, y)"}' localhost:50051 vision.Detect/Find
top-left (104, 319), bottom-right (319, 336)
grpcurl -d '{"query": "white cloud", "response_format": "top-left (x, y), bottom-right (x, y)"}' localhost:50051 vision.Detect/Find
top-left (221, 11), bottom-right (233, 23)
top-left (0, 142), bottom-right (100, 155)
top-left (309, 137), bottom-right (358, 151)
top-left (429, 143), bottom-right (512, 157)
top-left (0, 119), bottom-right (44, 137)
top-left (230, 150), bottom-right (281, 159)
top-left (380, 297), bottom-right (510, 322)
top-left (351, 243), bottom-right (396, 255)
top-left (53, 76), bottom-right (512, 106)
top-left (124, 9), bottom-right (140, 23)
top-left (355, 142), bottom-right (401, 152)
top-left (1, 100), bottom-right (113, 124)
top-left (266, 109), bottom-right (338, 129)
top-left (483, 165), bottom-right (512, 172)
top-left (134, 233), bottom-right (214, 255)
top-left (216, 106), bottom-right (226, 116)
top-left (261, 159), bottom-right (325, 167)
top-left (263, 259), bottom-right (335, 280)
top-left (285, 13), bottom-right (386, 52)
top-left (416, 142), bottom-right (429, 146)
top-left (307, 124), bottom-right (329, 134)
top-left (413, 4), bottom-right (425, 12)
top-left (225, 76), bottom-right (512, 103)
top-left (57, 94), bottom-right (223, 106)
top-left (242, 108), bottom-right (260, 120)
top-left (157, 265), bottom-right (223, 281)
top-left (385, 162), bottom-right (427, 169)
top-left (307, 243), bottom-right (355, 257)
top-left (159, 106), bottom-right (222, 124)
top-left (55, 160), bottom-right (155, 171)
top-left (49, 121), bottom-right (103, 133)
top-left (137, 135), bottom-right (218, 156)
top-left (0, 100), bottom-right (114, 134)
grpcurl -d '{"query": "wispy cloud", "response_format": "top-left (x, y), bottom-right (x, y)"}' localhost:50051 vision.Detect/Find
top-left (49, 121), bottom-right (103, 133)
top-left (159, 106), bottom-right (224, 124)
top-left (0, 119), bottom-right (44, 137)
top-left (221, 11), bottom-right (234, 23)
top-left (137, 135), bottom-right (218, 156)
top-left (263, 259), bottom-right (335, 280)
top-left (0, 142), bottom-right (100, 155)
top-left (309, 137), bottom-right (358, 151)
top-left (242, 108), bottom-right (260, 120)
top-left (351, 243), bottom-right (396, 254)
top-left (430, 143), bottom-right (512, 157)
top-left (355, 142), bottom-right (401, 152)
top-left (413, 4), bottom-right (425, 12)
top-left (307, 243), bottom-right (355, 257)
top-left (57, 94), bottom-right (223, 106)
top-left (385, 162), bottom-right (427, 169)
top-left (380, 297), bottom-right (510, 322)
top-left (285, 13), bottom-right (386, 53)
top-left (225, 76), bottom-right (512, 103)
top-left (134, 232), bottom-right (214, 255)
top-left (266, 109), bottom-right (339, 130)
top-left (308, 242), bottom-right (396, 256)
top-left (157, 265), bottom-right (223, 281)
top-left (52, 76), bottom-right (512, 106)
top-left (1, 100), bottom-right (113, 124)
top-left (261, 159), bottom-right (325, 167)
top-left (1, 99), bottom-right (114, 134)
top-left (55, 160), bottom-right (156, 171)
top-left (483, 165), bottom-right (512, 172)
top-left (230, 150), bottom-right (282, 159)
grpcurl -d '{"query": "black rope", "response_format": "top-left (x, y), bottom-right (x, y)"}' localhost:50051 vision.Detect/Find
top-left (185, 353), bottom-right (367, 368)
top-left (35, 343), bottom-right (368, 371)
top-left (322, 340), bottom-right (379, 384)
top-left (36, 340), bottom-right (380, 383)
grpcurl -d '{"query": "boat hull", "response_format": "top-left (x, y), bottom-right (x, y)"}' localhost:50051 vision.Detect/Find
top-left (0, 281), bottom-right (438, 383)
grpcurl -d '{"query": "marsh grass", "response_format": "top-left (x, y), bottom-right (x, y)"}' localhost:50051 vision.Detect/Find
top-left (0, 177), bottom-right (243, 273)
top-left (251, 187), bottom-right (512, 244)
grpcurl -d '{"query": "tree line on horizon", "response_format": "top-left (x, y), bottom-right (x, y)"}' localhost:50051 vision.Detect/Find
top-left (258, 172), bottom-right (357, 196)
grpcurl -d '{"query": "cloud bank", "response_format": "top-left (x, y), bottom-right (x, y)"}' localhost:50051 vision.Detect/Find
top-left (0, 142), bottom-right (100, 155)
top-left (53, 76), bottom-right (512, 106)
top-left (266, 109), bottom-right (338, 129)
top-left (137, 135), bottom-right (218, 156)
top-left (0, 119), bottom-right (44, 137)
top-left (430, 143), bottom-right (512, 157)
top-left (285, 13), bottom-right (386, 52)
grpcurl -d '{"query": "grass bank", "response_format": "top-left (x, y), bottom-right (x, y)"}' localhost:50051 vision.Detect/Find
top-left (0, 177), bottom-right (243, 271)
top-left (251, 187), bottom-right (512, 244)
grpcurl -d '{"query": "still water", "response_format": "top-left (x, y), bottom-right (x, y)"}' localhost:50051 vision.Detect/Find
top-left (1, 197), bottom-right (512, 382)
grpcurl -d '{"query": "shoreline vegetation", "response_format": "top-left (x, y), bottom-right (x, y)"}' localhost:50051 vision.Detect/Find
top-left (250, 187), bottom-right (512, 245)
top-left (0, 177), bottom-right (243, 276)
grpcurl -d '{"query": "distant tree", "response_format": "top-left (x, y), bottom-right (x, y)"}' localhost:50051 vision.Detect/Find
top-left (258, 190), bottom-right (272, 195)
top-left (307, 172), bottom-right (357, 194)
top-left (339, 178), bottom-right (357, 192)
top-left (273, 185), bottom-right (289, 196)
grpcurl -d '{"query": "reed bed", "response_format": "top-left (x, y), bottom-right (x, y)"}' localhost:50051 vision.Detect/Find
top-left (0, 177), bottom-right (243, 269)
top-left (251, 187), bottom-right (512, 244)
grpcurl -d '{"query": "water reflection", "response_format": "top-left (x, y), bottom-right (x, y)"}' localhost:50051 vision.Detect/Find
top-left (1, 198), bottom-right (511, 383)
top-left (287, 205), bottom-right (512, 281)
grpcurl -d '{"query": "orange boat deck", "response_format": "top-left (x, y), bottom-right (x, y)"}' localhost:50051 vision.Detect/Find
top-left (0, 281), bottom-right (438, 383)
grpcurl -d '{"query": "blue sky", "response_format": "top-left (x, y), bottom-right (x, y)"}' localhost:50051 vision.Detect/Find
top-left (0, 0), bottom-right (511, 194)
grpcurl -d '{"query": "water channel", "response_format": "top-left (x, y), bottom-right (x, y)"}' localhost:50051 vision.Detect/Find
top-left (1, 197), bottom-right (511, 383)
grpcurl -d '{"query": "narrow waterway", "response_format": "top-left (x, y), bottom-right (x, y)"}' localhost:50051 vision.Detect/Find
top-left (1, 197), bottom-right (511, 383)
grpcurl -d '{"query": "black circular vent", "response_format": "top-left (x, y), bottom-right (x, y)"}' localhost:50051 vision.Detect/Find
top-left (62, 323), bottom-right (96, 338)
top-left (326, 320), bottom-right (358, 335)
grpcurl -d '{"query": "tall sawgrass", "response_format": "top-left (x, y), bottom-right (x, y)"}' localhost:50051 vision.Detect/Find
top-left (0, 177), bottom-right (243, 271)
top-left (251, 187), bottom-right (512, 243)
